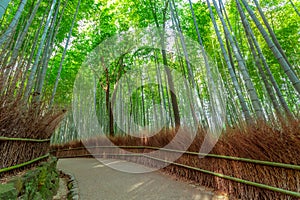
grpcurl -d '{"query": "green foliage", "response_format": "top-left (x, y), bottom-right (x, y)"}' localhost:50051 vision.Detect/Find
top-left (179, 1), bottom-right (212, 47)
top-left (0, 158), bottom-right (59, 200)
top-left (1, 0), bottom-right (299, 137)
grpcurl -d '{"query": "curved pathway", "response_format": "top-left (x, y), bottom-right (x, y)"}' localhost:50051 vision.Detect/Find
top-left (57, 158), bottom-right (215, 200)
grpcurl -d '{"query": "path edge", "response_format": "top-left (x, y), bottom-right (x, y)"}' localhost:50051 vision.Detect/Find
top-left (59, 169), bottom-right (80, 200)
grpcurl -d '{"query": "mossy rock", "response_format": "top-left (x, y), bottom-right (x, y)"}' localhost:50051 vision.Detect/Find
top-left (1, 156), bottom-right (59, 200)
top-left (67, 181), bottom-right (73, 189)
top-left (0, 183), bottom-right (18, 200)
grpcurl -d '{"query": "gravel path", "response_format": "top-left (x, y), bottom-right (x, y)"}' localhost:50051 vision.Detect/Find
top-left (57, 158), bottom-right (215, 200)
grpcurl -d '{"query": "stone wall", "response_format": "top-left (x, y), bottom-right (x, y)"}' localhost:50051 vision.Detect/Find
top-left (0, 157), bottom-right (59, 200)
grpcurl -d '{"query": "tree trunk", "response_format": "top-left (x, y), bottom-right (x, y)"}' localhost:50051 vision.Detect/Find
top-left (253, 0), bottom-right (294, 70)
top-left (8, 0), bottom-right (42, 67)
top-left (235, 0), bottom-right (294, 119)
top-left (289, 0), bottom-right (300, 17)
top-left (101, 56), bottom-right (114, 136)
top-left (49, 0), bottom-right (79, 107)
top-left (24, 0), bottom-right (57, 101)
top-left (0, 0), bottom-right (27, 47)
top-left (155, 51), bottom-right (169, 127)
top-left (150, 0), bottom-right (181, 129)
top-left (241, 0), bottom-right (300, 95)
top-left (34, 0), bottom-right (61, 103)
top-left (0, 0), bottom-right (10, 19)
top-left (206, 0), bottom-right (252, 124)
top-left (18, 8), bottom-right (48, 98)
top-left (211, 0), bottom-right (264, 120)
top-left (170, 0), bottom-right (201, 128)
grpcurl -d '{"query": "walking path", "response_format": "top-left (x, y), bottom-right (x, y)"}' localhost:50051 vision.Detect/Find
top-left (57, 158), bottom-right (215, 200)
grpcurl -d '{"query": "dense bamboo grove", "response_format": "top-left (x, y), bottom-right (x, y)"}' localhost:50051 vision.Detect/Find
top-left (0, 0), bottom-right (300, 198)
top-left (45, 0), bottom-right (300, 143)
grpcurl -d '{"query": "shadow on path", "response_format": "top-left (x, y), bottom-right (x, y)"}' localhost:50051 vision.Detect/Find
top-left (57, 158), bottom-right (214, 200)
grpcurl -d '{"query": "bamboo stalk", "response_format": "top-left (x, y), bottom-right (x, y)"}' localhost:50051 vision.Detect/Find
top-left (0, 153), bottom-right (49, 173)
top-left (0, 136), bottom-right (50, 142)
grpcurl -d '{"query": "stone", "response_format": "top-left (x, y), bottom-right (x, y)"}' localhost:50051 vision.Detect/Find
top-left (0, 156), bottom-right (59, 200)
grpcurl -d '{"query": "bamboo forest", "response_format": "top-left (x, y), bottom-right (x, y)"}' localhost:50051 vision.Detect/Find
top-left (0, 0), bottom-right (299, 199)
